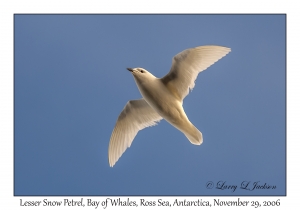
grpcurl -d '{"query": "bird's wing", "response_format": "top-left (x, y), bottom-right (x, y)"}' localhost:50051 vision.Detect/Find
top-left (161, 45), bottom-right (231, 100)
top-left (108, 99), bottom-right (163, 167)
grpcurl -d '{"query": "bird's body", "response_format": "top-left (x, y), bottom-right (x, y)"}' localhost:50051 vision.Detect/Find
top-left (108, 45), bottom-right (231, 167)
top-left (133, 72), bottom-right (201, 145)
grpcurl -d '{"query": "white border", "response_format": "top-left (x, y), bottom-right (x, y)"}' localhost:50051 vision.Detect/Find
top-left (1, 0), bottom-right (297, 209)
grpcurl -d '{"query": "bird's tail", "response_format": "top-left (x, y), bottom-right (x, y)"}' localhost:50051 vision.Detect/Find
top-left (183, 123), bottom-right (203, 145)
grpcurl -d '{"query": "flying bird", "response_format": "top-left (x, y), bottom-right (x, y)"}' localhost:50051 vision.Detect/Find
top-left (108, 45), bottom-right (231, 167)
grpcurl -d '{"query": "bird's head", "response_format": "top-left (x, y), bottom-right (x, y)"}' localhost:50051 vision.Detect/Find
top-left (126, 67), bottom-right (156, 83)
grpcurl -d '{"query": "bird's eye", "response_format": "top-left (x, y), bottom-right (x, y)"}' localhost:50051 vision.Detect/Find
top-left (140, 70), bottom-right (144, 73)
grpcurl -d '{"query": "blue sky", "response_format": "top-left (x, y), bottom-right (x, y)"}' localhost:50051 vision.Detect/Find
top-left (14, 14), bottom-right (285, 196)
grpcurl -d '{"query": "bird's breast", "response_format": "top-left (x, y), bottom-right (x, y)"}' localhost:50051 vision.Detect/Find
top-left (135, 79), bottom-right (186, 125)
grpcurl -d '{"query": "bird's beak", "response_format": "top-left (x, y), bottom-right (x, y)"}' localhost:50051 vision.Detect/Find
top-left (127, 68), bottom-right (133, 72)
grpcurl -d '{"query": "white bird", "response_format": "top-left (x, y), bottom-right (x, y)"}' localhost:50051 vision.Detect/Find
top-left (108, 45), bottom-right (231, 167)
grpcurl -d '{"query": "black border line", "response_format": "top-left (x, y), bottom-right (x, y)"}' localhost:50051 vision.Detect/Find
top-left (13, 13), bottom-right (287, 197)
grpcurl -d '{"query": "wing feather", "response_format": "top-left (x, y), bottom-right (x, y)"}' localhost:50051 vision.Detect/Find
top-left (161, 45), bottom-right (231, 100)
top-left (108, 99), bottom-right (162, 167)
